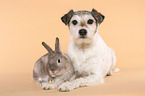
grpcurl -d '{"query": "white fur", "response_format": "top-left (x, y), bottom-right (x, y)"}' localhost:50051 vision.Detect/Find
top-left (58, 13), bottom-right (119, 91)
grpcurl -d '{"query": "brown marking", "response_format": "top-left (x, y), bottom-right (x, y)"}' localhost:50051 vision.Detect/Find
top-left (66, 13), bottom-right (72, 25)
top-left (80, 20), bottom-right (88, 28)
top-left (93, 9), bottom-right (100, 24)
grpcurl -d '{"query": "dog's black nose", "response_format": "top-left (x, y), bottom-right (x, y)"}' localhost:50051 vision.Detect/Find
top-left (79, 29), bottom-right (87, 36)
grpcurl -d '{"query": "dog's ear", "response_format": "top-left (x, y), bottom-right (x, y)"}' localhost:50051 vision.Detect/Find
top-left (61, 10), bottom-right (74, 25)
top-left (91, 9), bottom-right (105, 24)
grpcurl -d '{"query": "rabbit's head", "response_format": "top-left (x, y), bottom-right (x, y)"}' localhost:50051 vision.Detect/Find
top-left (42, 37), bottom-right (69, 78)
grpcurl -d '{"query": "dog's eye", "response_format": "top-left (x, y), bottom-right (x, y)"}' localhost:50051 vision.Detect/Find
top-left (57, 59), bottom-right (61, 63)
top-left (72, 20), bottom-right (78, 25)
top-left (87, 19), bottom-right (94, 24)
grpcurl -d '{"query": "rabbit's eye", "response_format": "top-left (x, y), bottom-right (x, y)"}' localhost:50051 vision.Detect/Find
top-left (57, 59), bottom-right (61, 63)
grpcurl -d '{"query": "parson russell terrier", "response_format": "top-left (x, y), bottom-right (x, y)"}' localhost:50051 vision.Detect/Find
top-left (58, 9), bottom-right (119, 91)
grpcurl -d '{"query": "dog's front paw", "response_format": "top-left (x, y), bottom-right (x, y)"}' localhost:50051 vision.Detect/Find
top-left (58, 82), bottom-right (76, 92)
top-left (42, 83), bottom-right (56, 90)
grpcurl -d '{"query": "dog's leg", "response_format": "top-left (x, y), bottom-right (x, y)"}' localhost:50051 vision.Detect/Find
top-left (42, 82), bottom-right (55, 90)
top-left (58, 74), bottom-right (104, 92)
top-left (42, 79), bottom-right (64, 90)
top-left (107, 50), bottom-right (120, 76)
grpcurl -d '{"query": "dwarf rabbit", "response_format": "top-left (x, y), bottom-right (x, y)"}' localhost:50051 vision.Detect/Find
top-left (33, 37), bottom-right (75, 90)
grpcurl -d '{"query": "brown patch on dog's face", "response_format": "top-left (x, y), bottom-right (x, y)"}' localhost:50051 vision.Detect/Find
top-left (80, 20), bottom-right (88, 28)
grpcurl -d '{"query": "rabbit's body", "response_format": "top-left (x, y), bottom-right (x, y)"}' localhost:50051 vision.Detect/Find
top-left (33, 53), bottom-right (49, 84)
top-left (33, 38), bottom-right (75, 90)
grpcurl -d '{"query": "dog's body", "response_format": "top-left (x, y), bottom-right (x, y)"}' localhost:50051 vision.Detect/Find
top-left (58, 9), bottom-right (119, 91)
top-left (68, 33), bottom-right (116, 78)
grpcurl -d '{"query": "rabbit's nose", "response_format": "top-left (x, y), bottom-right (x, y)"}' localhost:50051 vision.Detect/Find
top-left (50, 65), bottom-right (57, 70)
top-left (51, 68), bottom-right (57, 73)
top-left (51, 69), bottom-right (55, 72)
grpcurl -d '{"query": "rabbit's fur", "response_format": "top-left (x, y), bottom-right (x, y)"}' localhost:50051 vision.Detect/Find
top-left (33, 37), bottom-right (75, 90)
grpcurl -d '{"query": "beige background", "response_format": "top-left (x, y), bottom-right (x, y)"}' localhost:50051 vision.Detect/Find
top-left (0, 0), bottom-right (145, 96)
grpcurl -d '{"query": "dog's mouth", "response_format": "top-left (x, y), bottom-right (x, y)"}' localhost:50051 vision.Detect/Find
top-left (75, 36), bottom-right (93, 45)
top-left (77, 36), bottom-right (90, 40)
top-left (79, 36), bottom-right (87, 39)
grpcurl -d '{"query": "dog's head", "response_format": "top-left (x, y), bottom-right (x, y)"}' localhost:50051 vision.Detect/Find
top-left (61, 9), bottom-right (105, 45)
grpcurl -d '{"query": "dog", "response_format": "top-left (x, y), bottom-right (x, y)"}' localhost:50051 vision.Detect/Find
top-left (58, 9), bottom-right (119, 91)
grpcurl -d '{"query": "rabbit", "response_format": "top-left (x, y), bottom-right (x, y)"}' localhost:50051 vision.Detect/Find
top-left (33, 37), bottom-right (75, 90)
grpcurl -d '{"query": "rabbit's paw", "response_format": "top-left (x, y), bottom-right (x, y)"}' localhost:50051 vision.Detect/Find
top-left (42, 83), bottom-right (55, 90)
top-left (58, 82), bottom-right (76, 92)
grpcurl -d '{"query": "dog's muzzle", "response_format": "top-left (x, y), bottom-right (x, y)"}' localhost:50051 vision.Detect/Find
top-left (79, 29), bottom-right (87, 38)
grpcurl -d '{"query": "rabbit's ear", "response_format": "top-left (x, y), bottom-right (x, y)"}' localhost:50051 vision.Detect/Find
top-left (55, 37), bottom-right (61, 53)
top-left (42, 42), bottom-right (53, 53)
